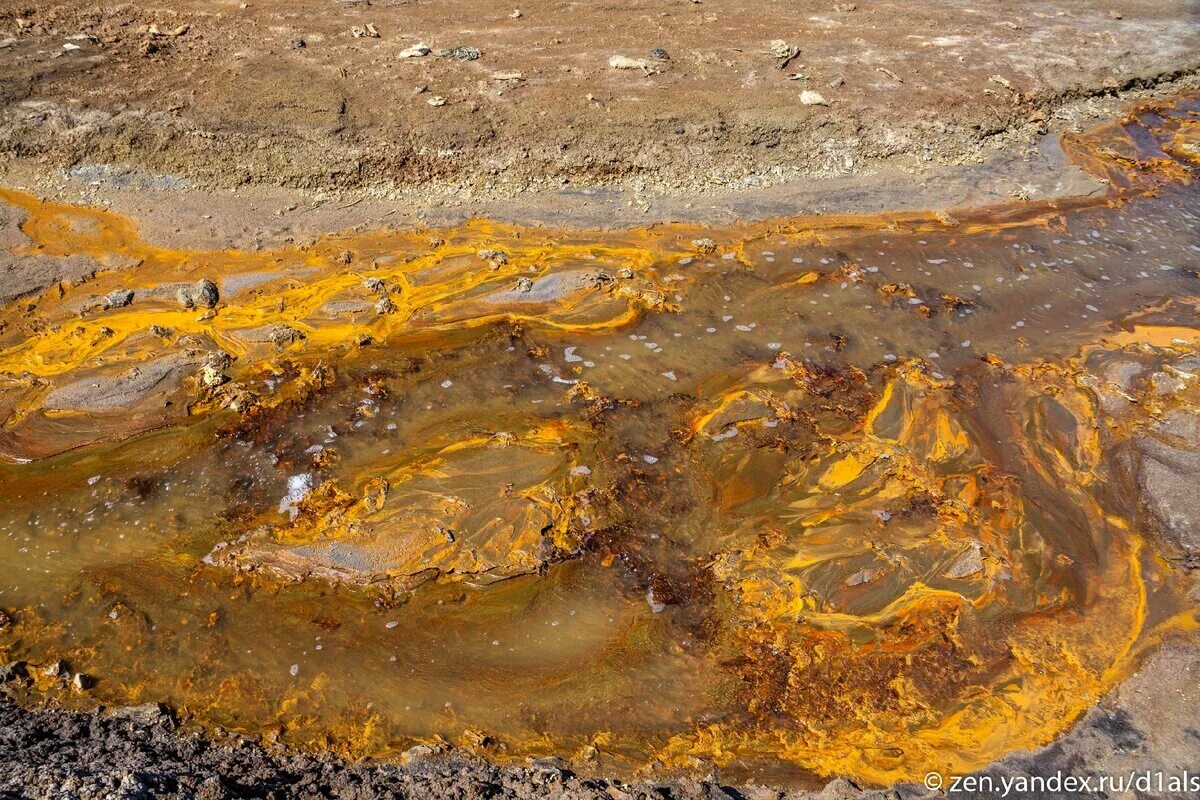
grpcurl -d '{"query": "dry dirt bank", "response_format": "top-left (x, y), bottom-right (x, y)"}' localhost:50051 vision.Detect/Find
top-left (0, 0), bottom-right (1197, 210)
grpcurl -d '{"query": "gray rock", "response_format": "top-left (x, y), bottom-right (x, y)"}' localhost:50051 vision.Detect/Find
top-left (1134, 410), bottom-right (1200, 554)
top-left (42, 660), bottom-right (69, 680)
top-left (102, 289), bottom-right (134, 309)
top-left (268, 325), bottom-right (306, 349)
top-left (0, 661), bottom-right (28, 684)
top-left (109, 702), bottom-right (176, 730)
top-left (193, 279), bottom-right (220, 309)
top-left (177, 279), bottom-right (220, 309)
top-left (45, 354), bottom-right (197, 413)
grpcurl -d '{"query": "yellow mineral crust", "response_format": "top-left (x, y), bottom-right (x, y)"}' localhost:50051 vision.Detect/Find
top-left (210, 419), bottom-right (601, 586)
top-left (676, 347), bottom-right (1165, 783)
top-left (0, 96), bottom-right (1195, 464)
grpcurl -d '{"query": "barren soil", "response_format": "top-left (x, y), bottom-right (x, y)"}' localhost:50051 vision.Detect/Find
top-left (0, 0), bottom-right (1198, 210)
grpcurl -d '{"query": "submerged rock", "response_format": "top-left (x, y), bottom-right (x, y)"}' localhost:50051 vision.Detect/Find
top-left (211, 422), bottom-right (605, 588)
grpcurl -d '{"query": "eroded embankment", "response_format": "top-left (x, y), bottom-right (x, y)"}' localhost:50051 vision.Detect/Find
top-left (0, 95), bottom-right (1197, 788)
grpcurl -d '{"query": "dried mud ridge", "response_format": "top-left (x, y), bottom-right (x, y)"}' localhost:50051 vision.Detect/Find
top-left (0, 1), bottom-right (1199, 202)
top-left (0, 95), bottom-right (1198, 798)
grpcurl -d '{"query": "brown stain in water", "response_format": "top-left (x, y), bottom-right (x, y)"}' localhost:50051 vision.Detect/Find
top-left (0, 95), bottom-right (1198, 786)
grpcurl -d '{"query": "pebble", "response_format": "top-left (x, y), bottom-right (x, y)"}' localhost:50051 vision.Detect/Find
top-left (102, 289), bottom-right (134, 309)
top-left (609, 55), bottom-right (651, 70)
top-left (398, 43), bottom-right (430, 58)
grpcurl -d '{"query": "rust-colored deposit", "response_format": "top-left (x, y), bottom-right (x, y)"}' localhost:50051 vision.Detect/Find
top-left (0, 95), bottom-right (1198, 787)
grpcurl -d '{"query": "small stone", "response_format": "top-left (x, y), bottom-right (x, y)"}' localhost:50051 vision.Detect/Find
top-left (478, 248), bottom-right (509, 267)
top-left (691, 238), bottom-right (717, 254)
top-left (193, 279), bottom-right (219, 308)
top-left (530, 756), bottom-right (567, 774)
top-left (362, 277), bottom-right (385, 293)
top-left (609, 54), bottom-right (651, 70)
top-left (945, 543), bottom-right (985, 579)
top-left (515, 277), bottom-right (534, 293)
top-left (177, 279), bottom-right (219, 309)
top-left (438, 45), bottom-right (480, 61)
top-left (223, 385), bottom-right (258, 413)
top-left (398, 42), bottom-right (430, 58)
top-left (646, 587), bottom-right (666, 613)
top-left (199, 366), bottom-right (226, 389)
top-left (102, 289), bottom-right (134, 309)
top-left (199, 351), bottom-right (232, 388)
top-left (148, 24), bottom-right (189, 37)
top-left (649, 48), bottom-right (670, 60)
top-left (404, 744), bottom-right (436, 762)
top-left (111, 702), bottom-right (176, 730)
top-left (71, 672), bottom-right (93, 692)
top-left (800, 90), bottom-right (829, 106)
top-left (375, 297), bottom-right (396, 315)
top-left (43, 660), bottom-right (69, 680)
top-left (267, 324), bottom-right (306, 349)
top-left (845, 568), bottom-right (876, 587)
top-left (0, 661), bottom-right (28, 684)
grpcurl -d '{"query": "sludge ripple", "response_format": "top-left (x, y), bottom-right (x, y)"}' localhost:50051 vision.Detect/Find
top-left (0, 95), bottom-right (1197, 786)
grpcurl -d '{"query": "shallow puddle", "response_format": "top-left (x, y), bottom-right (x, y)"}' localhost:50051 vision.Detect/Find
top-left (0, 95), bottom-right (1198, 787)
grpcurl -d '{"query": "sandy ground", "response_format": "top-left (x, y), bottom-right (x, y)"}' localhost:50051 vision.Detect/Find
top-left (0, 0), bottom-right (1198, 213)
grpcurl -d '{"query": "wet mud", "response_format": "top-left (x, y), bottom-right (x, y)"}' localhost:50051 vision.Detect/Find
top-left (0, 95), bottom-right (1198, 789)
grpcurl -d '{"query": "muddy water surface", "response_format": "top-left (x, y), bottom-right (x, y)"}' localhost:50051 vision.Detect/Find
top-left (0, 97), bottom-right (1199, 787)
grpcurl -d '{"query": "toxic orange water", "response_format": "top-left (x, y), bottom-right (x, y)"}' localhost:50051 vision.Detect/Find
top-left (0, 95), bottom-right (1198, 787)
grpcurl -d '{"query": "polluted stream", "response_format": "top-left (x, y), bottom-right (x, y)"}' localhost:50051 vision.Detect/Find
top-left (0, 96), bottom-right (1198, 788)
